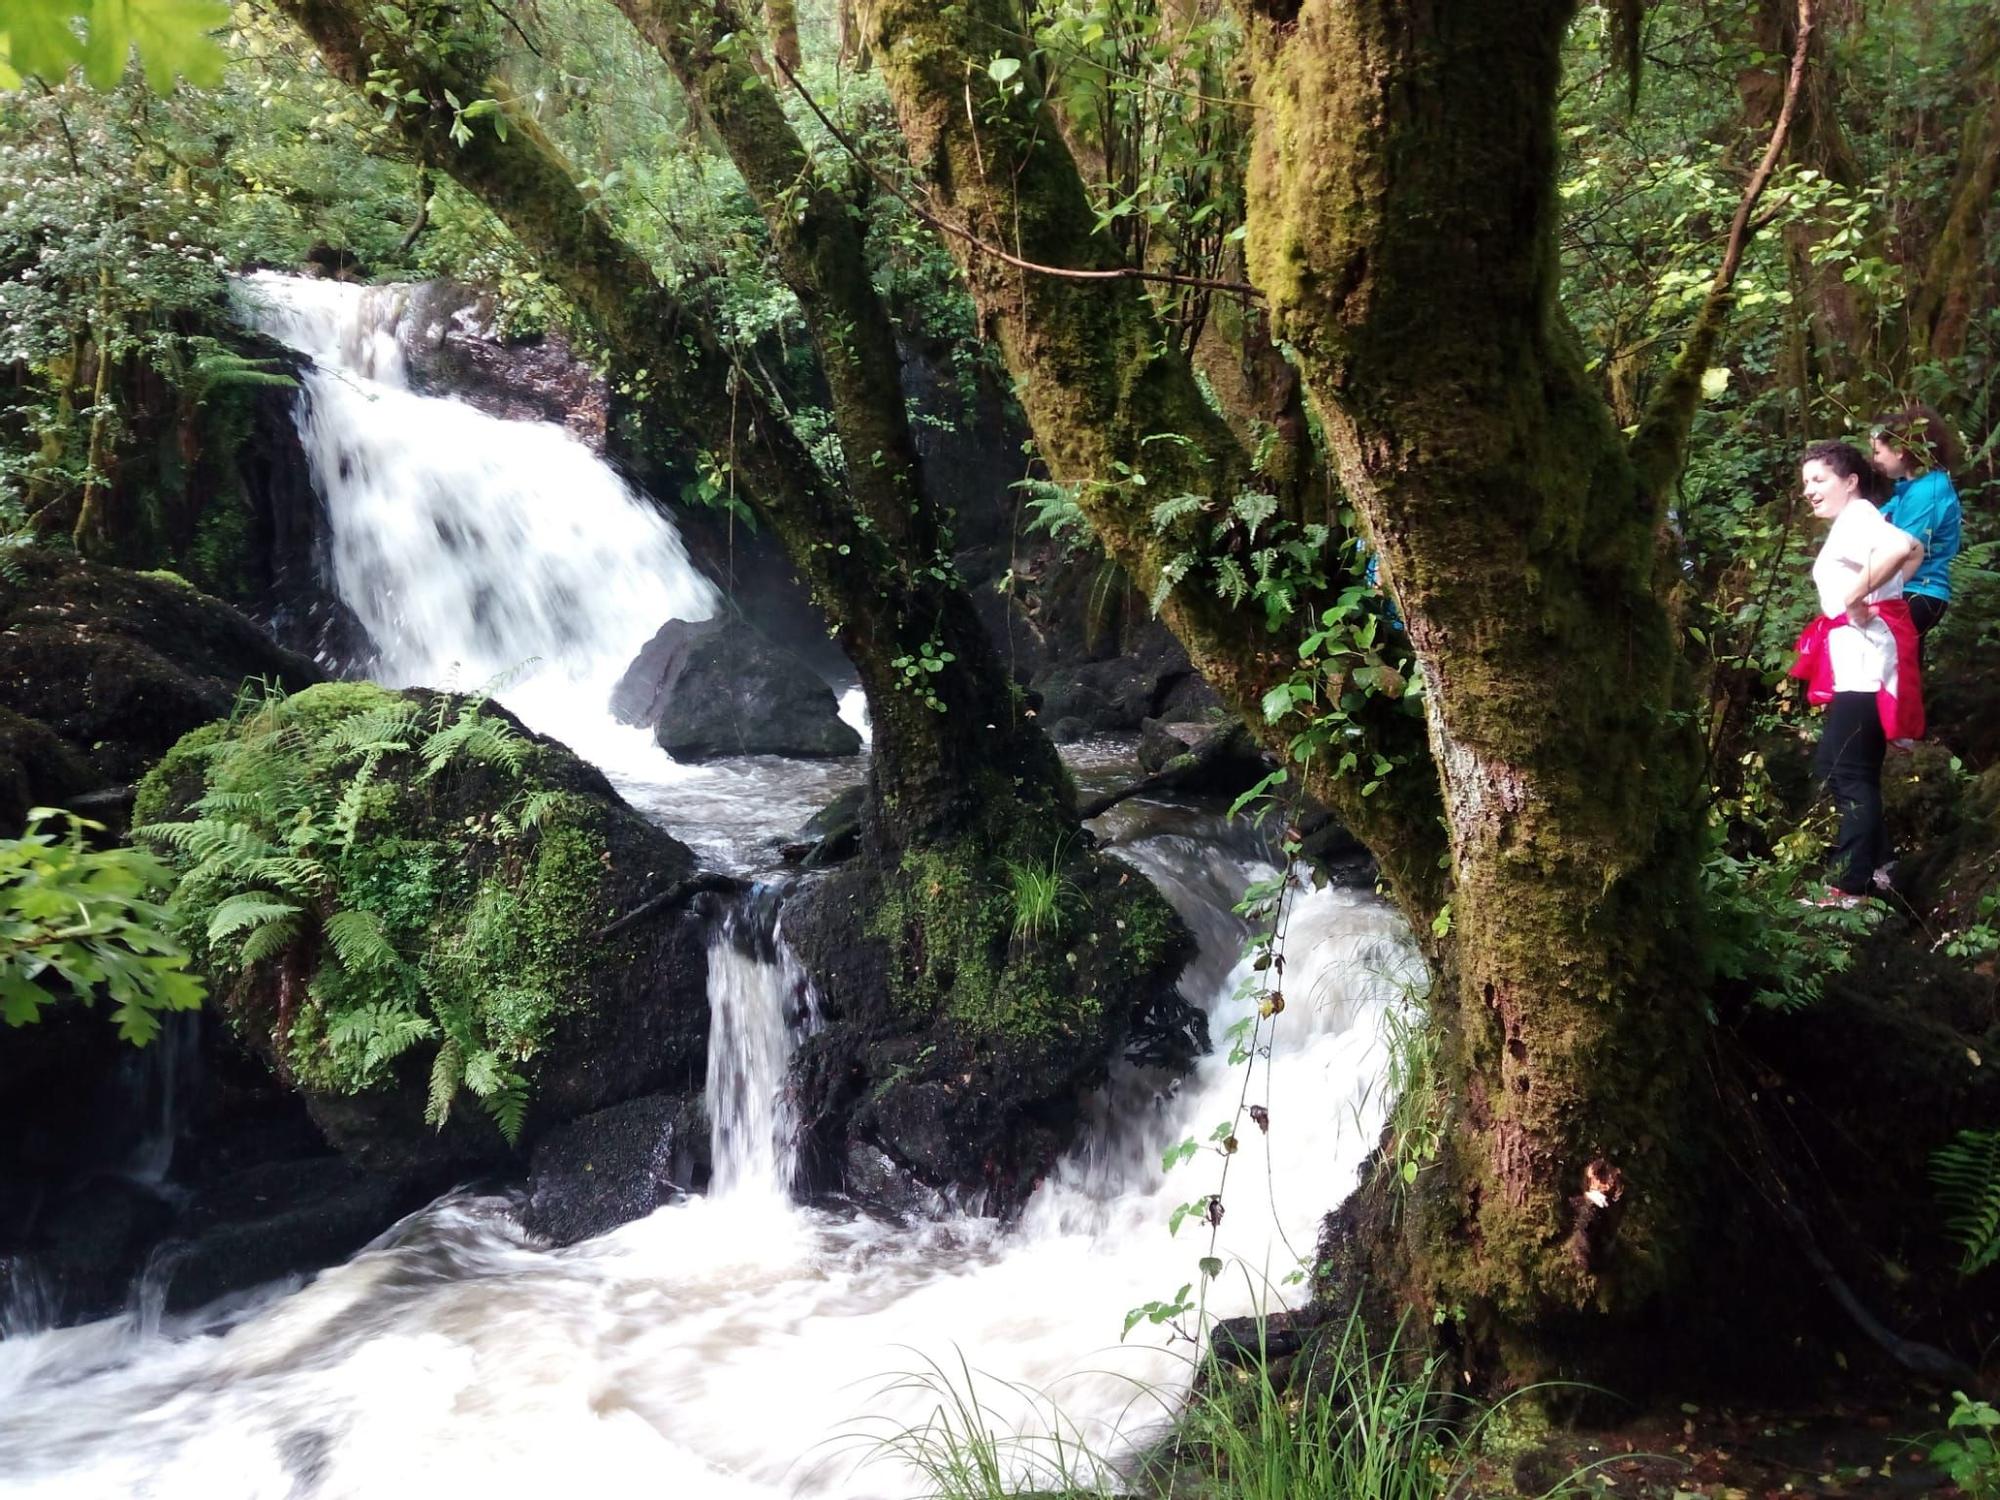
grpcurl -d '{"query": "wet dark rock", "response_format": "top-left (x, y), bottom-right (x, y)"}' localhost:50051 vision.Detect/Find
top-left (782, 784), bottom-right (866, 869)
top-left (783, 850), bottom-right (1196, 1219)
top-left (612, 616), bottom-right (861, 761)
top-left (160, 1158), bottom-right (427, 1312)
top-left (395, 280), bottom-right (608, 447)
top-left (0, 549), bottom-right (323, 831)
top-left (839, 1142), bottom-right (936, 1220)
top-left (522, 1093), bottom-right (706, 1246)
top-left (25, 1177), bottom-right (178, 1324)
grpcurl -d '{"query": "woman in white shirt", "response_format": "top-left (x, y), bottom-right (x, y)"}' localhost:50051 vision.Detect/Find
top-left (1792, 440), bottom-right (1924, 907)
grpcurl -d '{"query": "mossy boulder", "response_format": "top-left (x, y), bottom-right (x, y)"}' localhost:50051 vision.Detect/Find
top-left (784, 817), bottom-right (1198, 1215)
top-left (134, 681), bottom-right (710, 1175)
top-left (0, 547), bottom-right (323, 831)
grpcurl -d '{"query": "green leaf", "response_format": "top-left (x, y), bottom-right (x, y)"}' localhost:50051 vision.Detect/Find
top-left (987, 55), bottom-right (1020, 85)
top-left (207, 893), bottom-right (301, 944)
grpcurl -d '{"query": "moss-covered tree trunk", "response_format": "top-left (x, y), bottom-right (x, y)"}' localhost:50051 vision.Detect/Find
top-left (1236, 0), bottom-right (1722, 1377)
top-left (861, 0), bottom-right (1448, 923)
top-left (277, 0), bottom-right (1068, 855)
top-left (867, 0), bottom-right (1740, 1379)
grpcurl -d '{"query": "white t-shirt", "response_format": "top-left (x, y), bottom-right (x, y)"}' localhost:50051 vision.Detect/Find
top-left (1811, 498), bottom-right (1907, 693)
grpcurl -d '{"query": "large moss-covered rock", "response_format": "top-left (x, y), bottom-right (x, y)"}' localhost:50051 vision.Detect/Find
top-left (135, 681), bottom-right (710, 1174)
top-left (784, 820), bottom-right (1198, 1216)
top-left (0, 548), bottom-right (323, 830)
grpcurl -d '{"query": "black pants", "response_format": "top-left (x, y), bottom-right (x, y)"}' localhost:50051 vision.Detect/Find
top-left (1909, 593), bottom-right (1947, 670)
top-left (1814, 691), bottom-right (1886, 895)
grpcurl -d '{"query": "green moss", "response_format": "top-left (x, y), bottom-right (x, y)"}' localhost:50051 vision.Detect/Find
top-left (139, 683), bottom-right (614, 1140)
top-left (867, 818), bottom-right (1182, 1047)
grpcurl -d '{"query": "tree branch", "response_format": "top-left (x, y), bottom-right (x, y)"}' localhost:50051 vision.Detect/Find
top-left (1627, 0), bottom-right (1813, 499)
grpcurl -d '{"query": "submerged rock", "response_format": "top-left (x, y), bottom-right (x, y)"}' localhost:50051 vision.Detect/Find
top-left (611, 615), bottom-right (861, 761)
top-left (135, 682), bottom-right (712, 1176)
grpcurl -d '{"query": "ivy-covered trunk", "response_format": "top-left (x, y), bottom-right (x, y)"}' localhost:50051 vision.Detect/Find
top-left (1237, 0), bottom-right (1717, 1376)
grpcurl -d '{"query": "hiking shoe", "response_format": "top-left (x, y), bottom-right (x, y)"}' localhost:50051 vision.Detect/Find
top-left (1800, 888), bottom-right (1866, 910)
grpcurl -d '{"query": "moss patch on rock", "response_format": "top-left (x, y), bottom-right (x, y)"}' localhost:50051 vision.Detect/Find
top-left (137, 681), bottom-right (706, 1171)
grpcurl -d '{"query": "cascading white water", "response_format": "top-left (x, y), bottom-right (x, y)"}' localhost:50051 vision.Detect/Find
top-left (232, 273), bottom-right (720, 783)
top-left (705, 906), bottom-right (819, 1201)
top-left (0, 275), bottom-right (1423, 1498)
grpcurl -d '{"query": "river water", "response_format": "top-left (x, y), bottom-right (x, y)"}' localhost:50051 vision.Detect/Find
top-left (0, 277), bottom-right (1420, 1498)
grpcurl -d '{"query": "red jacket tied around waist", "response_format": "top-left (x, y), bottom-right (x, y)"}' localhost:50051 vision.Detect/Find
top-left (1789, 596), bottom-right (1925, 740)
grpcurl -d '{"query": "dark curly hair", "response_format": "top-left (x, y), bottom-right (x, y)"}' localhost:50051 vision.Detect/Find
top-left (1800, 439), bottom-right (1889, 503)
top-left (1872, 402), bottom-right (1962, 475)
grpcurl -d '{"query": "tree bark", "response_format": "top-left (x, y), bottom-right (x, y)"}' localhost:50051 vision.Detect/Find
top-left (860, 0), bottom-right (1448, 925)
top-left (1235, 0), bottom-right (1721, 1376)
top-left (764, 0), bottom-right (801, 72)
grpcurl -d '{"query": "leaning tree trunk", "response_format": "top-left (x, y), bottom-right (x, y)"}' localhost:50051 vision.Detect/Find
top-left (860, 0), bottom-right (1449, 924)
top-left (1236, 0), bottom-right (1724, 1378)
top-left (602, 0), bottom-right (1069, 855)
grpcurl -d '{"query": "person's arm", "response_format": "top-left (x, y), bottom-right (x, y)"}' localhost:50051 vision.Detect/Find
top-left (1847, 526), bottom-right (1923, 626)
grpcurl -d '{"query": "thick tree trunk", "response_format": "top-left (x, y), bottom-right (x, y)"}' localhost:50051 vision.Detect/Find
top-left (861, 0), bottom-right (1448, 924)
top-left (276, 0), bottom-right (1067, 853)
top-left (1236, 0), bottom-right (1716, 1377)
top-left (1908, 94), bottom-right (2000, 365)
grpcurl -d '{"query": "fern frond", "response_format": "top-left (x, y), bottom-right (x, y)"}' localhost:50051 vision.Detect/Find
top-left (321, 703), bottom-right (419, 756)
top-left (237, 913), bottom-right (302, 965)
top-left (420, 709), bottom-right (527, 782)
top-left (1933, 1128), bottom-right (2000, 1276)
top-left (207, 893), bottom-right (302, 944)
top-left (362, 1004), bottom-right (436, 1071)
top-left (425, 1038), bottom-right (464, 1127)
top-left (244, 855), bottom-right (327, 901)
top-left (1149, 492), bottom-right (1207, 534)
top-left (325, 909), bottom-right (400, 973)
top-left (515, 790), bottom-right (565, 832)
top-left (482, 1075), bottom-right (530, 1145)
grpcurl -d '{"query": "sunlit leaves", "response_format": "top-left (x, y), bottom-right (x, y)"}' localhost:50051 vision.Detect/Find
top-left (0, 0), bottom-right (230, 92)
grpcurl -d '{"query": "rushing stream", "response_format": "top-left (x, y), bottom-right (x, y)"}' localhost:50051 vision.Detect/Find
top-left (0, 277), bottom-right (1420, 1498)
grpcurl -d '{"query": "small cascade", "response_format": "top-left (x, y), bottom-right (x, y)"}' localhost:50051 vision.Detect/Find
top-left (231, 273), bottom-right (719, 774)
top-left (703, 890), bottom-right (820, 1201)
top-left (119, 1010), bottom-right (199, 1188)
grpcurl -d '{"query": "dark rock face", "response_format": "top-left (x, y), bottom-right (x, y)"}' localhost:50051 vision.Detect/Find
top-left (157, 1157), bottom-right (426, 1313)
top-left (782, 785), bottom-right (866, 869)
top-left (522, 1093), bottom-right (708, 1246)
top-left (0, 549), bottom-right (324, 830)
top-left (612, 616), bottom-right (861, 761)
top-left (781, 849), bottom-right (1196, 1218)
top-left (394, 281), bottom-right (608, 447)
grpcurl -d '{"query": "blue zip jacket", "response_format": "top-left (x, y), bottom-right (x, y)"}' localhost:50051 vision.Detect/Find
top-left (1883, 468), bottom-right (1961, 602)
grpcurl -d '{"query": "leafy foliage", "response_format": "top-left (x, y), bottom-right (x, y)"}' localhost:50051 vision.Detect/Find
top-left (1930, 1392), bottom-right (2000, 1500)
top-left (0, 807), bottom-right (204, 1043)
top-left (0, 0), bottom-right (230, 93)
top-left (136, 680), bottom-right (598, 1142)
top-left (1932, 1128), bottom-right (2000, 1277)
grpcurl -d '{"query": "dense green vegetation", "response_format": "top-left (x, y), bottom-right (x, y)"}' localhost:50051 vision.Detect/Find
top-left (1, 0), bottom-right (1997, 1480)
top-left (134, 680), bottom-right (609, 1139)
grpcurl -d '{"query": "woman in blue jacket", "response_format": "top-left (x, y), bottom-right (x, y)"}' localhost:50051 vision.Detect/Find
top-left (1872, 402), bottom-right (1963, 648)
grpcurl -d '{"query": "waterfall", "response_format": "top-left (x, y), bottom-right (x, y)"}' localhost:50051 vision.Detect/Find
top-left (232, 274), bottom-right (718, 777)
top-left (0, 274), bottom-right (1418, 1499)
top-left (704, 895), bottom-right (819, 1201)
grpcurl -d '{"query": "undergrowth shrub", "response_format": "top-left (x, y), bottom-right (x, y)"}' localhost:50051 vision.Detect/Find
top-left (135, 679), bottom-right (604, 1141)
